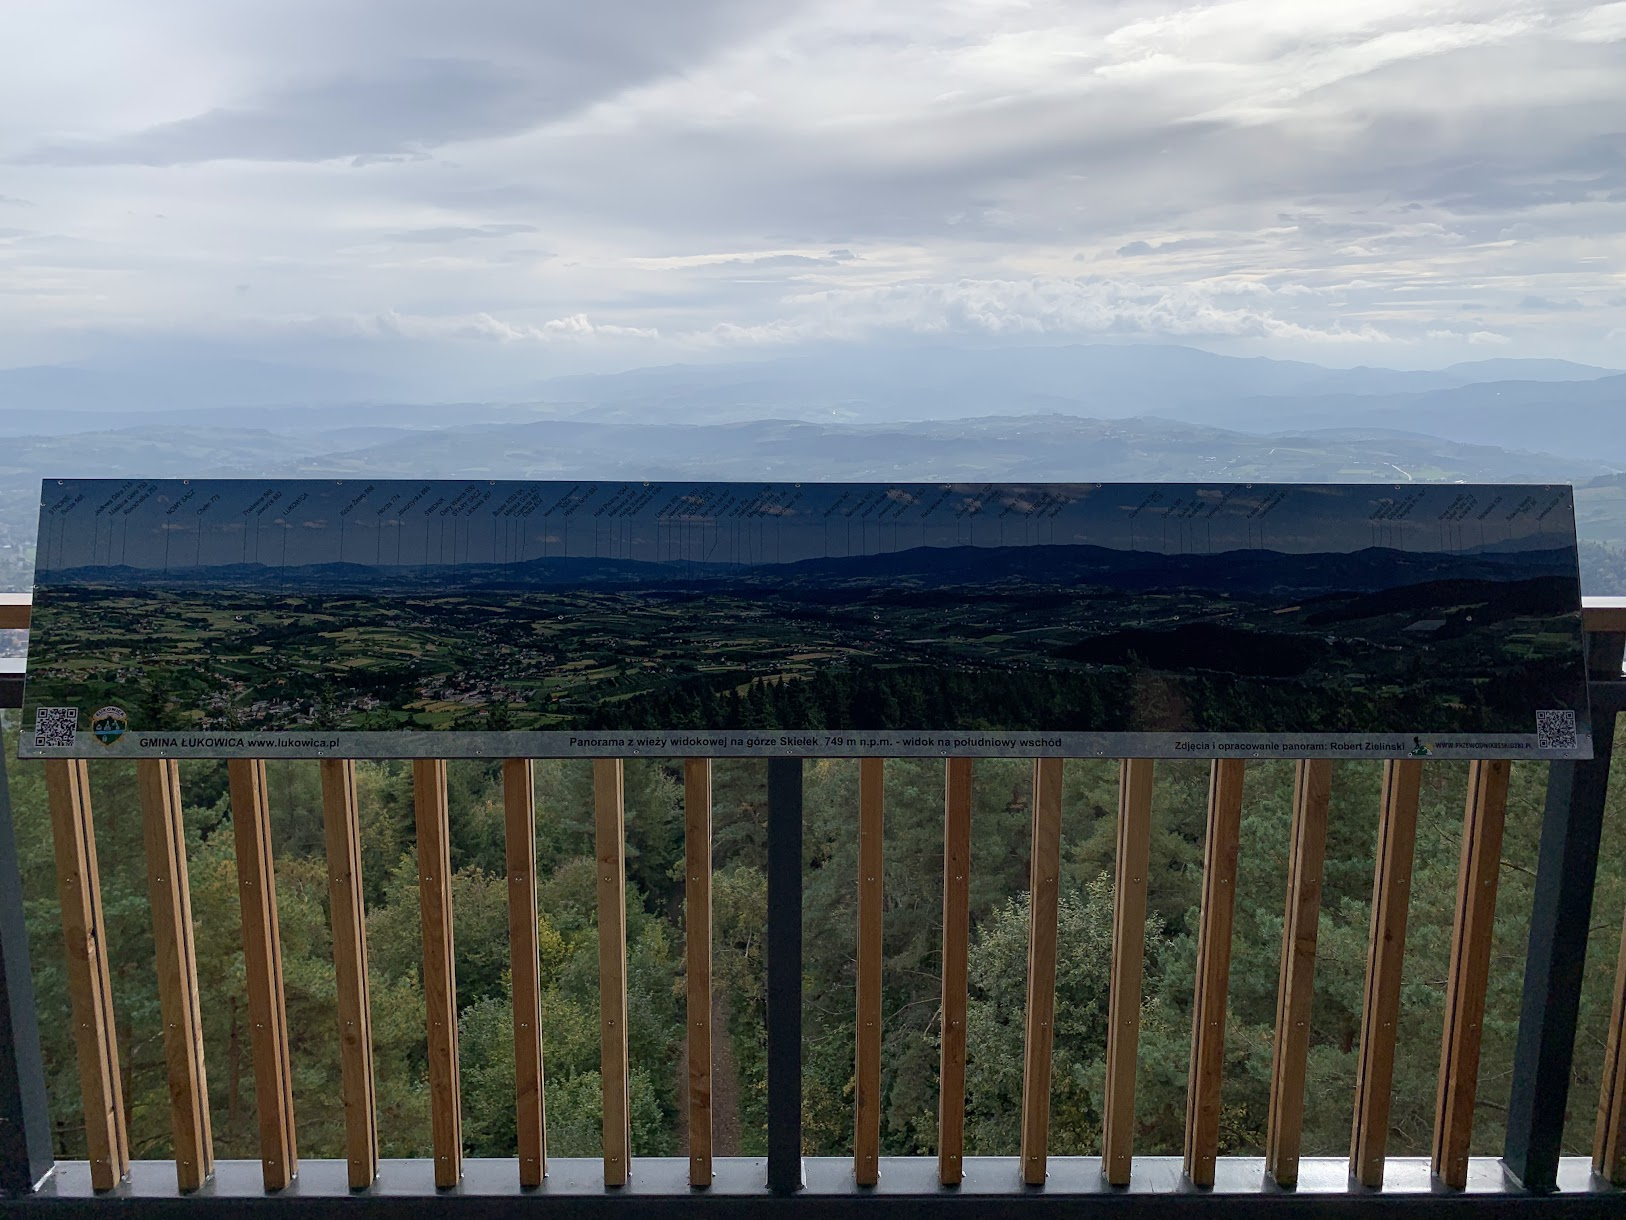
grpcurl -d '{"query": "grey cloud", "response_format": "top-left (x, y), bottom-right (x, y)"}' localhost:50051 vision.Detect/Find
top-left (21, 59), bottom-right (569, 165)
top-left (710, 250), bottom-right (858, 269)
top-left (1275, 214), bottom-right (1391, 239)
top-left (16, 1), bottom-right (782, 166)
top-left (348, 152), bottom-right (432, 168)
top-left (1287, 88), bottom-right (1626, 220)
top-left (389, 223), bottom-right (538, 243)
top-left (1422, 134), bottom-right (1625, 214)
top-left (1114, 237), bottom-right (1223, 257)
top-left (501, 108), bottom-right (1239, 247)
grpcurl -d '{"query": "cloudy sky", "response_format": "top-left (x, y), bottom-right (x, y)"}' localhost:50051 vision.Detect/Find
top-left (2, 0), bottom-right (1622, 386)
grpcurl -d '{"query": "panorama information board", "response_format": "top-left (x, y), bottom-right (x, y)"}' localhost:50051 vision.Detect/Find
top-left (18, 478), bottom-right (1591, 760)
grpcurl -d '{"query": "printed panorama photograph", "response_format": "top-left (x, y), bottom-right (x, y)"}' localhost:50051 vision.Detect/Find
top-left (20, 478), bottom-right (1589, 743)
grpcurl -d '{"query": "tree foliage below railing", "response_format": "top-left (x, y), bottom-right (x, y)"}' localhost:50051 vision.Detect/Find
top-left (1, 713), bottom-right (1623, 1166)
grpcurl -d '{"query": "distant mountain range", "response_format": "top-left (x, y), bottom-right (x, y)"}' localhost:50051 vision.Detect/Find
top-left (40, 542), bottom-right (1577, 600)
top-left (3, 344), bottom-right (1622, 463)
top-left (762, 543), bottom-right (1576, 596)
top-left (512, 346), bottom-right (1623, 441)
top-left (3, 345), bottom-right (1617, 420)
top-left (3, 343), bottom-right (1622, 595)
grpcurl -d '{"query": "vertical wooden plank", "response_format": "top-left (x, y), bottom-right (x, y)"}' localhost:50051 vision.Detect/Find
top-left (764, 759), bottom-right (804, 1194)
top-left (1596, 903), bottom-right (1626, 1184)
top-left (503, 758), bottom-right (546, 1188)
top-left (854, 758), bottom-right (885, 1186)
top-left (1350, 758), bottom-right (1422, 1188)
top-left (1264, 759), bottom-right (1331, 1188)
top-left (0, 592), bottom-right (29, 630)
top-left (1432, 758), bottom-right (1510, 1190)
top-left (1103, 758), bottom-right (1155, 1186)
top-left (44, 759), bottom-right (128, 1191)
top-left (413, 759), bottom-right (461, 1189)
top-left (227, 759), bottom-right (296, 1190)
top-left (595, 759), bottom-right (631, 1187)
top-left (138, 758), bottom-right (212, 1192)
top-left (938, 758), bottom-right (972, 1187)
top-left (1019, 757), bottom-right (1064, 1186)
top-left (320, 759), bottom-right (377, 1190)
top-left (1183, 758), bottom-right (1246, 1188)
top-left (683, 759), bottom-right (713, 1189)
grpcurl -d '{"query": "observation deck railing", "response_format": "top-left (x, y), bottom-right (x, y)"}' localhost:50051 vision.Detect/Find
top-left (1, 594), bottom-right (1624, 1216)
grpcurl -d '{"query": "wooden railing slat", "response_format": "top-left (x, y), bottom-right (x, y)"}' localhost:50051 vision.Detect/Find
top-left (683, 759), bottom-right (713, 1188)
top-left (44, 759), bottom-right (129, 1191)
top-left (1597, 901), bottom-right (1626, 1184)
top-left (1184, 758), bottom-right (1246, 1188)
top-left (594, 759), bottom-right (631, 1187)
top-left (1019, 757), bottom-right (1064, 1186)
top-left (138, 758), bottom-right (213, 1192)
top-left (1350, 758), bottom-right (1422, 1187)
top-left (503, 759), bottom-right (547, 1187)
top-left (854, 758), bottom-right (885, 1186)
top-left (227, 759), bottom-right (297, 1190)
top-left (1264, 759), bottom-right (1331, 1188)
top-left (320, 759), bottom-right (378, 1190)
top-left (1432, 758), bottom-right (1510, 1189)
top-left (1582, 597), bottom-right (1626, 633)
top-left (0, 592), bottom-right (32, 631)
top-left (1103, 758), bottom-right (1155, 1185)
top-left (413, 759), bottom-right (462, 1189)
top-left (938, 758), bottom-right (972, 1187)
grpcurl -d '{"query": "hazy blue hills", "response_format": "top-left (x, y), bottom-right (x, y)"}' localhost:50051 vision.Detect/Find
top-left (38, 555), bottom-right (743, 592)
top-left (516, 345), bottom-right (1620, 420)
top-left (0, 355), bottom-right (405, 413)
top-left (763, 543), bottom-right (1575, 596)
top-left (3, 342), bottom-right (1622, 595)
top-left (4, 343), bottom-right (1620, 444)
top-left (1212, 374), bottom-right (1626, 465)
top-left (38, 556), bottom-right (727, 590)
top-left (16, 342), bottom-right (1603, 417)
top-left (1438, 358), bottom-right (1615, 381)
top-left (40, 542), bottom-right (1576, 600)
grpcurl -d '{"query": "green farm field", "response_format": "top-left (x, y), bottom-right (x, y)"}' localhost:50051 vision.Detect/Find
top-left (21, 572), bottom-right (1586, 737)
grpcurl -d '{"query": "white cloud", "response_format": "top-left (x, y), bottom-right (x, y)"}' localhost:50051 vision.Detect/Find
top-left (303, 276), bottom-right (1396, 353)
top-left (1561, 1), bottom-right (1626, 41)
top-left (342, 309), bottom-right (660, 343)
top-left (1426, 328), bottom-right (1513, 345)
top-left (0, 0), bottom-right (1622, 373)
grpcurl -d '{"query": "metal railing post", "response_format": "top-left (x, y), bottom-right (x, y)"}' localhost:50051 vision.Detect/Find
top-left (0, 740), bottom-right (55, 1195)
top-left (1504, 628), bottom-right (1626, 1189)
top-left (766, 757), bottom-right (804, 1194)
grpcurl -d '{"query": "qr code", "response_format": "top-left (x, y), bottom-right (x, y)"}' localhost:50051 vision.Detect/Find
top-left (32, 707), bottom-right (81, 749)
top-left (1536, 710), bottom-right (1578, 751)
